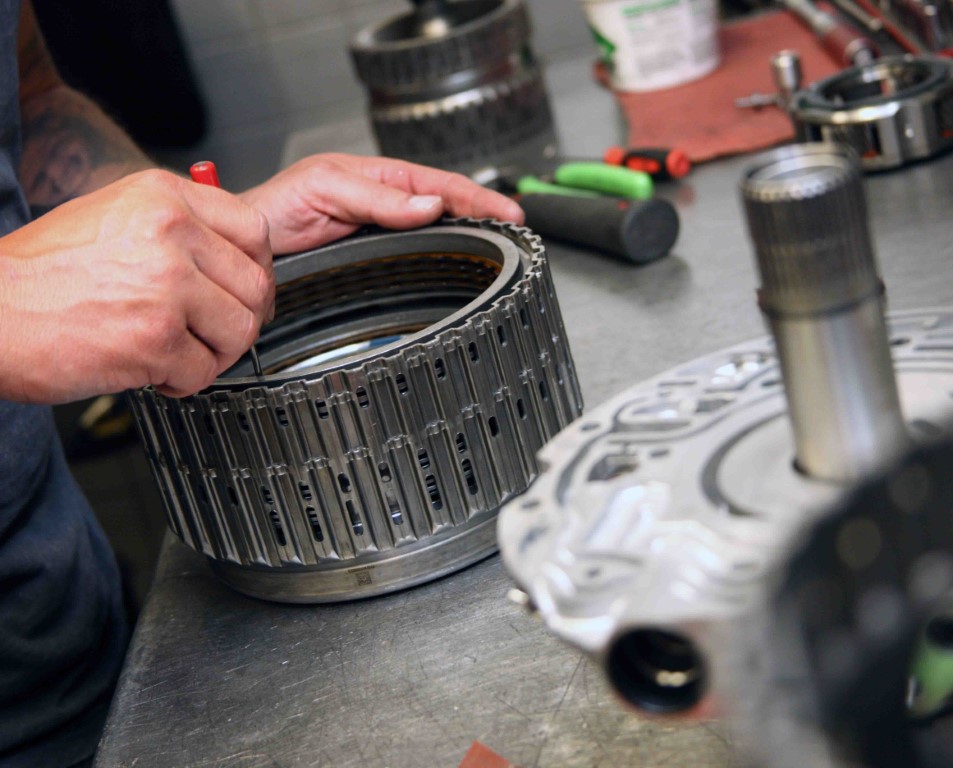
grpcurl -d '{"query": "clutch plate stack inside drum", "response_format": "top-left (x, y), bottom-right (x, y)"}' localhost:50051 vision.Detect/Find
top-left (349, 0), bottom-right (557, 176)
top-left (130, 219), bottom-right (582, 603)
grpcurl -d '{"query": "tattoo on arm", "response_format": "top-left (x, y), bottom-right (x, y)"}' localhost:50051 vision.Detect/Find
top-left (17, 1), bottom-right (152, 218)
top-left (20, 97), bottom-right (152, 218)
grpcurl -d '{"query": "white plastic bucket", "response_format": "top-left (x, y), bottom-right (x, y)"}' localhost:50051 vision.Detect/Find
top-left (581, 0), bottom-right (721, 92)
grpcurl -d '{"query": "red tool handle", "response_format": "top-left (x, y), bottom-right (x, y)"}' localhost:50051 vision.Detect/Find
top-left (187, 159), bottom-right (265, 378)
top-left (819, 24), bottom-right (878, 66)
top-left (189, 160), bottom-right (221, 188)
top-left (603, 146), bottom-right (691, 181)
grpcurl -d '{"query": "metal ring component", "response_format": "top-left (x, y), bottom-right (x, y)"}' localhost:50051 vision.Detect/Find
top-left (131, 219), bottom-right (582, 603)
top-left (497, 143), bottom-right (953, 767)
top-left (349, 0), bottom-right (557, 176)
top-left (497, 309), bottom-right (953, 754)
top-left (790, 55), bottom-right (953, 170)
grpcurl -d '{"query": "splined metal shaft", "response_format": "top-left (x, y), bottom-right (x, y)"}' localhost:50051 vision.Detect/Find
top-left (741, 143), bottom-right (909, 482)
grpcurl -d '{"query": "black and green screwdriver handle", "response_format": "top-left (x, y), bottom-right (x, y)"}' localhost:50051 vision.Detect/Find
top-left (515, 161), bottom-right (655, 200)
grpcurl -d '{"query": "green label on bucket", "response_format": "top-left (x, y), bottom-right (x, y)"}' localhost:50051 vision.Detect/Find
top-left (588, 23), bottom-right (617, 62)
top-left (622, 0), bottom-right (680, 16)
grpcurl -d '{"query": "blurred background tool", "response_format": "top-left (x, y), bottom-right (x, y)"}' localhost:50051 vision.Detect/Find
top-left (778, 0), bottom-right (879, 65)
top-left (519, 193), bottom-right (680, 264)
top-left (882, 0), bottom-right (953, 51)
top-left (846, 0), bottom-right (928, 53)
top-left (827, 0), bottom-right (883, 34)
top-left (736, 49), bottom-right (804, 110)
top-left (349, 0), bottom-right (557, 178)
top-left (602, 146), bottom-right (692, 180)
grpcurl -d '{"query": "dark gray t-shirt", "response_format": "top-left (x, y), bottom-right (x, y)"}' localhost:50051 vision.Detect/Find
top-left (0, 2), bottom-right (128, 766)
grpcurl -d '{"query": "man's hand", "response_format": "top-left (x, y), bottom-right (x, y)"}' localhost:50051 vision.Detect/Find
top-left (240, 153), bottom-right (525, 255)
top-left (0, 169), bottom-right (274, 404)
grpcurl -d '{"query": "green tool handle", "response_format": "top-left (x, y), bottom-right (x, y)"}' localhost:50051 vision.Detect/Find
top-left (515, 176), bottom-right (600, 198)
top-left (554, 162), bottom-right (654, 199)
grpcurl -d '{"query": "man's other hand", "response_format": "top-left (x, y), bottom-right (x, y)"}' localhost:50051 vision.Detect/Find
top-left (240, 153), bottom-right (525, 255)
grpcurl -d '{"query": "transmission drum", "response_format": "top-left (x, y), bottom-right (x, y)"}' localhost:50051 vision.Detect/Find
top-left (130, 219), bottom-right (582, 603)
top-left (349, 0), bottom-right (557, 176)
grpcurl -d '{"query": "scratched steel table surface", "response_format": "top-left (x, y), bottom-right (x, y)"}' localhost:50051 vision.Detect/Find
top-left (95, 59), bottom-right (953, 767)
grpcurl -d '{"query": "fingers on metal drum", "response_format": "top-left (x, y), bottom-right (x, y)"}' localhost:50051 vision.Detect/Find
top-left (130, 219), bottom-right (582, 603)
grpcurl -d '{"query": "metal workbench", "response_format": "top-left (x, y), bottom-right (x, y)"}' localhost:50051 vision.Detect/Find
top-left (95, 54), bottom-right (953, 768)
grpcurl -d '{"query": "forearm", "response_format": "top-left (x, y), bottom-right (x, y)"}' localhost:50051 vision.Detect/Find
top-left (19, 85), bottom-right (153, 218)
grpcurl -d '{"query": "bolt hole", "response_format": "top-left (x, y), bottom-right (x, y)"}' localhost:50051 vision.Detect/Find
top-left (606, 629), bottom-right (707, 715)
top-left (488, 416), bottom-right (500, 437)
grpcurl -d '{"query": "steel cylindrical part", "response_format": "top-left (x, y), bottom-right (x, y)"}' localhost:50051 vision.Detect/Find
top-left (349, 0), bottom-right (556, 176)
top-left (770, 50), bottom-right (802, 110)
top-left (741, 143), bottom-right (908, 482)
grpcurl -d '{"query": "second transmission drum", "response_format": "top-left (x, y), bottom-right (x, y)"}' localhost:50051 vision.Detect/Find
top-left (349, 0), bottom-right (557, 177)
